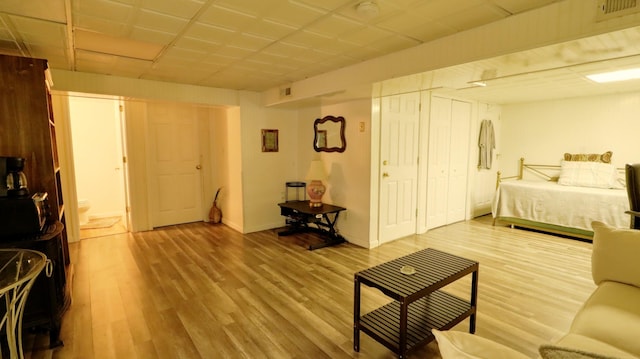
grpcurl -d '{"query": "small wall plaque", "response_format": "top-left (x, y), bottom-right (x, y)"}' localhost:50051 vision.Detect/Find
top-left (262, 129), bottom-right (278, 152)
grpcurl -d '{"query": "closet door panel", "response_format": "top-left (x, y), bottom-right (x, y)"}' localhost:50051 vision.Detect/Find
top-left (447, 100), bottom-right (471, 223)
top-left (426, 96), bottom-right (451, 229)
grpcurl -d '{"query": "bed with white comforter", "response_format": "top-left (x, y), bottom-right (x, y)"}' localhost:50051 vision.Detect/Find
top-left (491, 154), bottom-right (630, 239)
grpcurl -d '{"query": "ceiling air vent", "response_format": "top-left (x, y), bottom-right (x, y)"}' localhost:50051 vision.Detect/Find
top-left (280, 87), bottom-right (292, 98)
top-left (596, 0), bottom-right (640, 21)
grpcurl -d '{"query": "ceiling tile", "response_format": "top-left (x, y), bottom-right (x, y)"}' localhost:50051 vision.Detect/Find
top-left (264, 1), bottom-right (327, 28)
top-left (161, 46), bottom-right (207, 64)
top-left (214, 0), bottom-right (287, 18)
top-left (139, 0), bottom-right (204, 19)
top-left (375, 12), bottom-right (430, 37)
top-left (74, 14), bottom-right (128, 36)
top-left (130, 26), bottom-right (175, 45)
top-left (214, 45), bottom-right (254, 60)
top-left (441, 4), bottom-right (508, 32)
top-left (244, 19), bottom-right (297, 40)
top-left (304, 14), bottom-right (365, 38)
top-left (0, 39), bottom-right (21, 55)
top-left (231, 32), bottom-right (275, 51)
top-left (339, 25), bottom-right (393, 47)
top-left (75, 29), bottom-right (163, 60)
top-left (72, 0), bottom-right (134, 25)
top-left (200, 53), bottom-right (235, 67)
top-left (76, 48), bottom-right (118, 65)
top-left (366, 34), bottom-right (420, 54)
top-left (403, 21), bottom-right (457, 43)
top-left (285, 30), bottom-right (334, 50)
top-left (136, 8), bottom-right (189, 34)
top-left (292, 0), bottom-right (352, 12)
top-left (1, 0), bottom-right (66, 23)
top-left (185, 22), bottom-right (236, 44)
top-left (9, 16), bottom-right (67, 47)
top-left (345, 45), bottom-right (385, 62)
top-left (263, 41), bottom-right (309, 58)
top-left (198, 4), bottom-right (257, 32)
top-left (174, 36), bottom-right (221, 53)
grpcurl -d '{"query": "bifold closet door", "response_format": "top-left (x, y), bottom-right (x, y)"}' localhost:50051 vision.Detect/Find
top-left (425, 96), bottom-right (471, 230)
top-left (447, 100), bottom-right (471, 223)
top-left (426, 96), bottom-right (451, 229)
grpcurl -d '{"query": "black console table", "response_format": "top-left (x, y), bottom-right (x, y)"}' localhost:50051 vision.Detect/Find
top-left (354, 248), bottom-right (479, 358)
top-left (278, 200), bottom-right (346, 250)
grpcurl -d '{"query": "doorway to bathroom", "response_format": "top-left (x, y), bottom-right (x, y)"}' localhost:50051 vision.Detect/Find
top-left (68, 94), bottom-right (129, 239)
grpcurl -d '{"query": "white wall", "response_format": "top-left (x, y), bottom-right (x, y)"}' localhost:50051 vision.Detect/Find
top-left (68, 96), bottom-right (126, 220)
top-left (209, 106), bottom-right (244, 232)
top-left (238, 91), bottom-right (302, 233)
top-left (498, 91), bottom-right (640, 175)
top-left (318, 99), bottom-right (372, 248)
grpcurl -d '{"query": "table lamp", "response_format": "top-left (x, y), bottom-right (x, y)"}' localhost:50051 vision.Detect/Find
top-left (306, 160), bottom-right (328, 207)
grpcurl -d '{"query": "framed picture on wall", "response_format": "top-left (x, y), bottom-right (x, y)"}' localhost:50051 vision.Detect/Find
top-left (262, 129), bottom-right (278, 152)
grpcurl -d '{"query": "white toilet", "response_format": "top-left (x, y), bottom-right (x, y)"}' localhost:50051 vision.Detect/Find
top-left (78, 199), bottom-right (91, 225)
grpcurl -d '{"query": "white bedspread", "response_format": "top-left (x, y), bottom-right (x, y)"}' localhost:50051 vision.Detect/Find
top-left (492, 180), bottom-right (630, 232)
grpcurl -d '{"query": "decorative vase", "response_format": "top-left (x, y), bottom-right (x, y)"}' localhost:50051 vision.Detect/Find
top-left (307, 180), bottom-right (326, 207)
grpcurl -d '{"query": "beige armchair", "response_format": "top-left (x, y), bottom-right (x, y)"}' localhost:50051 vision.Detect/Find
top-left (433, 221), bottom-right (640, 359)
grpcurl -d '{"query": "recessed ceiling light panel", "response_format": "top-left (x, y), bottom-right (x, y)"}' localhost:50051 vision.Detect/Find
top-left (586, 67), bottom-right (640, 83)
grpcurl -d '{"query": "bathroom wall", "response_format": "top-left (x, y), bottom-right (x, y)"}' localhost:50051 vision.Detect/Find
top-left (68, 95), bottom-right (127, 221)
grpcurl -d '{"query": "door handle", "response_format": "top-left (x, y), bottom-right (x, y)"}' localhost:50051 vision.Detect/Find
top-left (382, 172), bottom-right (389, 178)
top-left (196, 165), bottom-right (202, 170)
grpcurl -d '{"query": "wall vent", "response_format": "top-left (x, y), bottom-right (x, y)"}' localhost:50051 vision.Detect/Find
top-left (596, 0), bottom-right (640, 21)
top-left (280, 87), bottom-right (292, 97)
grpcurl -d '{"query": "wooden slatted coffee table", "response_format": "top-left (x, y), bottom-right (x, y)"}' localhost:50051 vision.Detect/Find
top-left (353, 248), bottom-right (479, 358)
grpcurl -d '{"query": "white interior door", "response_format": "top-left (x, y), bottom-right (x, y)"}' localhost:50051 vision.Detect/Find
top-left (426, 96), bottom-right (452, 229)
top-left (446, 100), bottom-right (471, 223)
top-left (148, 103), bottom-right (203, 227)
top-left (379, 93), bottom-right (420, 244)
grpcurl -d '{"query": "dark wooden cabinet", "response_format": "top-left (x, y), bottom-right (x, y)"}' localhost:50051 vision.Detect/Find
top-left (0, 54), bottom-right (71, 347)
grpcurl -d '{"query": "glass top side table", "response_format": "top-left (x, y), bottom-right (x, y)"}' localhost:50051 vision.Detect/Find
top-left (0, 249), bottom-right (47, 359)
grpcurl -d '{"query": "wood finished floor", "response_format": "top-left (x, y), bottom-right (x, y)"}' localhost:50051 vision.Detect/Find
top-left (22, 216), bottom-right (596, 359)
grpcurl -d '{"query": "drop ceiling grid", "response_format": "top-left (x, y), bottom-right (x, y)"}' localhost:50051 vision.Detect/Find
top-left (5, 0), bottom-right (638, 100)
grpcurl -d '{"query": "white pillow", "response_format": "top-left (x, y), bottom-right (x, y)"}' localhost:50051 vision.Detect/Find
top-left (591, 221), bottom-right (640, 287)
top-left (558, 161), bottom-right (619, 189)
top-left (432, 329), bottom-right (530, 359)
